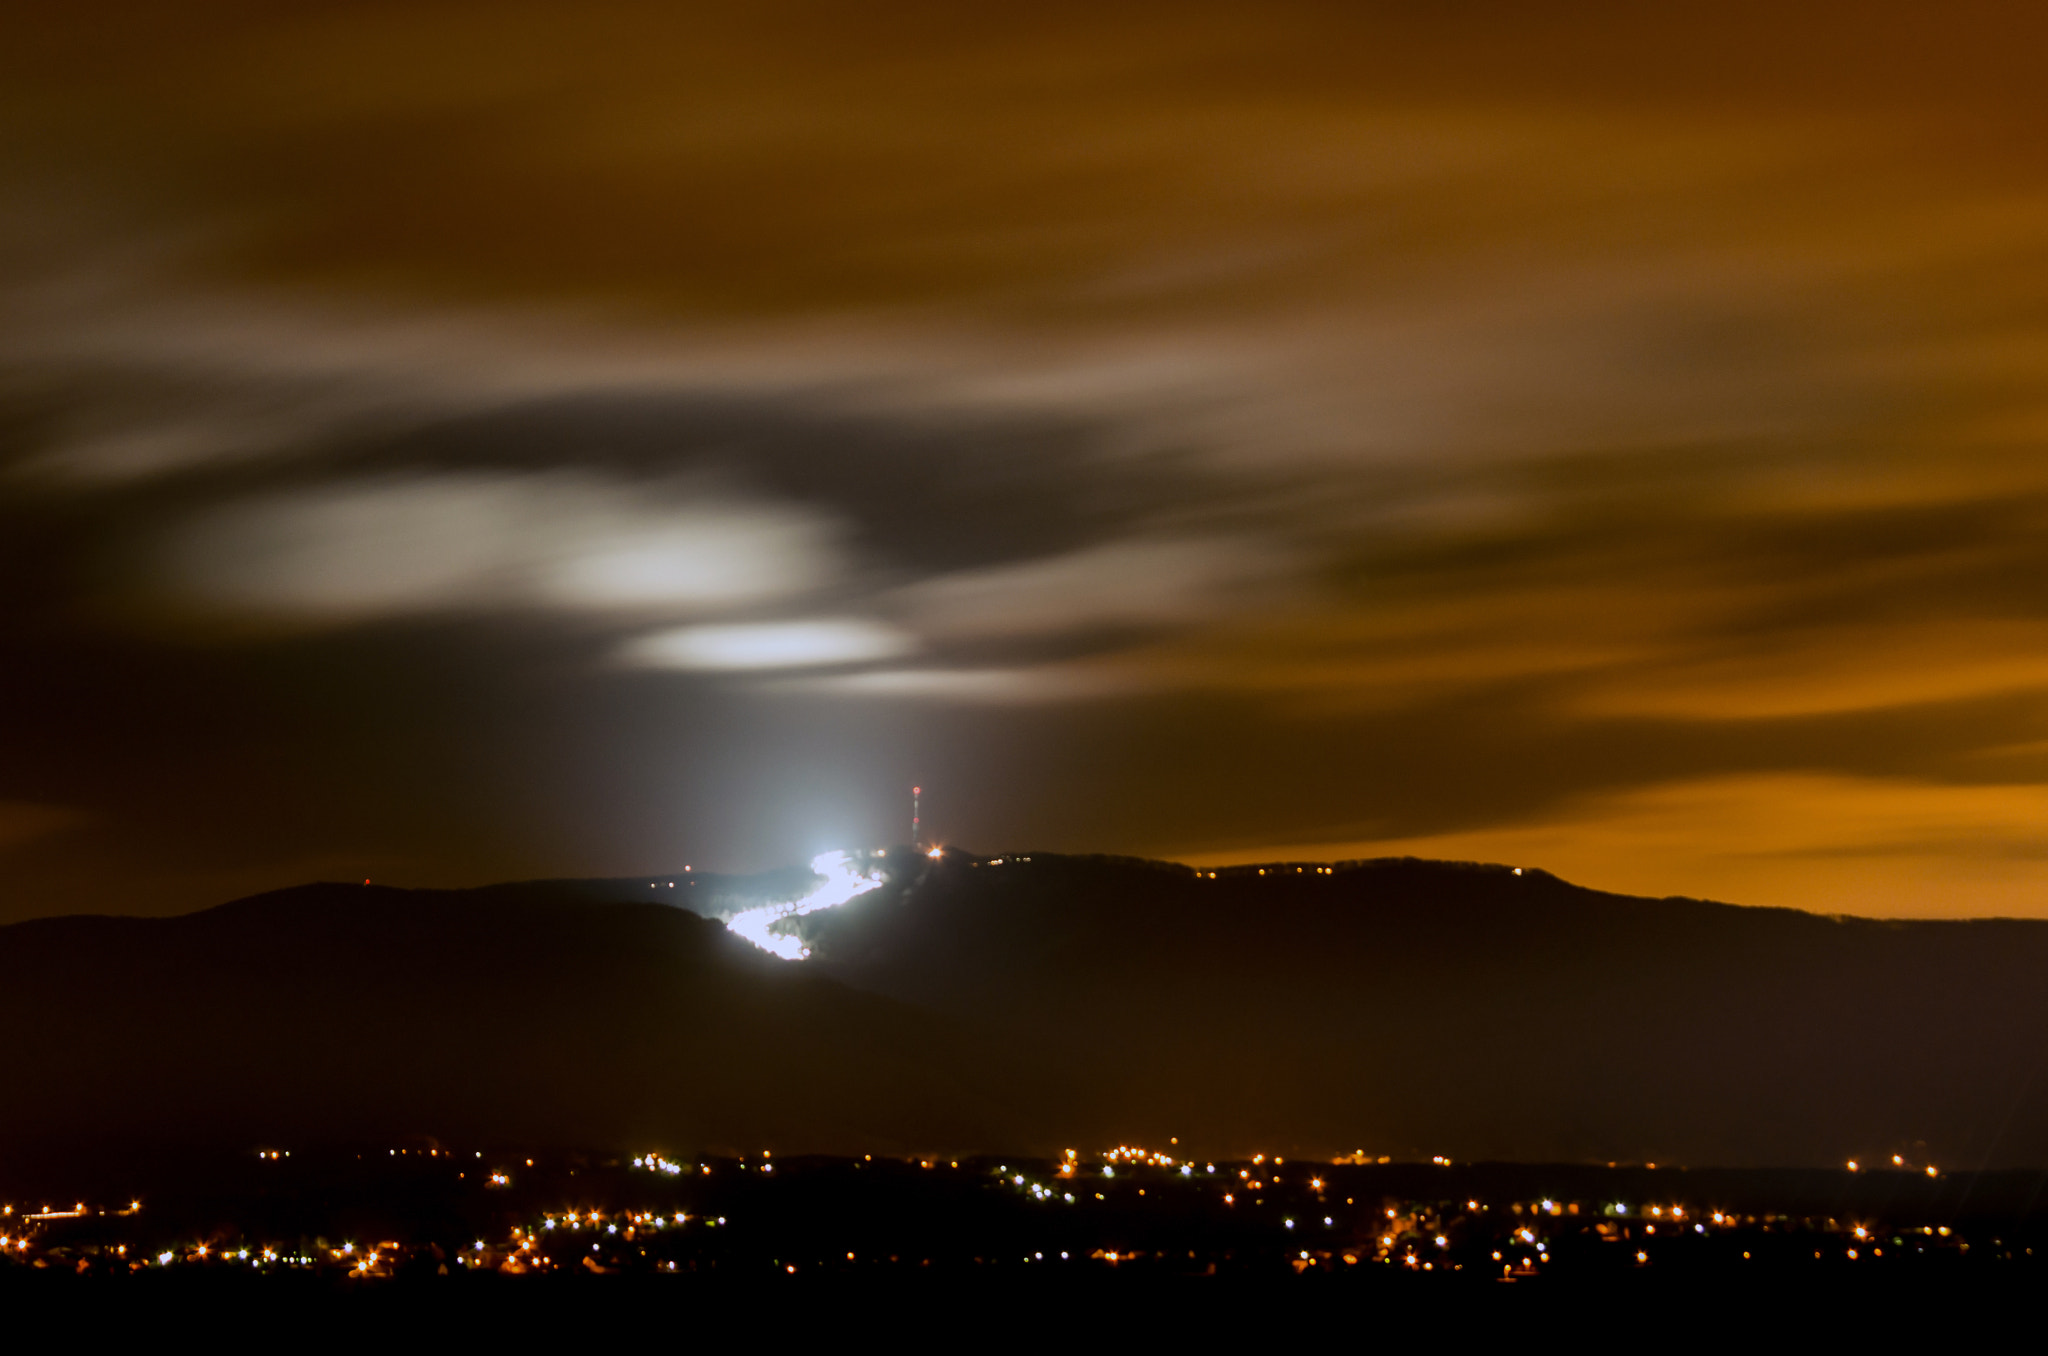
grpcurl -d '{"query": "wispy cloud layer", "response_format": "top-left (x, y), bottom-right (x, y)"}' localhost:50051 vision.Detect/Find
top-left (7, 3), bottom-right (2048, 915)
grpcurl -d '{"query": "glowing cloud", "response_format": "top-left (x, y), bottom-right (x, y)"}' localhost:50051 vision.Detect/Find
top-left (621, 619), bottom-right (912, 671)
top-left (722, 850), bottom-right (883, 960)
top-left (773, 664), bottom-right (1133, 703)
top-left (168, 473), bottom-right (840, 622)
top-left (535, 510), bottom-right (836, 610)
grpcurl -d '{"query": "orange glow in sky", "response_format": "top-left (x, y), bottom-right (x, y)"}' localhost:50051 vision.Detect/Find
top-left (4, 3), bottom-right (2048, 919)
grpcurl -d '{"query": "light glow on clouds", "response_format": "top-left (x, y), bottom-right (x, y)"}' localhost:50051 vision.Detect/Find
top-left (535, 513), bottom-right (837, 610)
top-left (722, 850), bottom-right (883, 960)
top-left (894, 539), bottom-right (1276, 640)
top-left (621, 619), bottom-right (913, 671)
top-left (170, 473), bottom-right (838, 621)
top-left (775, 664), bottom-right (1132, 703)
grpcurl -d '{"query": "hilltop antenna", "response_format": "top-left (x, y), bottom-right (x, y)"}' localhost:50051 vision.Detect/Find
top-left (911, 785), bottom-right (922, 850)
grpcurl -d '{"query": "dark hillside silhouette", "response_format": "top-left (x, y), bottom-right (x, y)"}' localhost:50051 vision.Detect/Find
top-left (5, 855), bottom-right (2048, 1172)
top-left (0, 881), bottom-right (1036, 1181)
top-left (801, 853), bottom-right (2048, 1168)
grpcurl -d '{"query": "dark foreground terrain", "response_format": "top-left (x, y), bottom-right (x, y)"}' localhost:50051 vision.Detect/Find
top-left (5, 1147), bottom-right (2046, 1327)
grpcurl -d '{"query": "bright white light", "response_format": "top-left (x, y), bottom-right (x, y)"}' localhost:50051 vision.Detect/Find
top-left (723, 850), bottom-right (885, 960)
top-left (622, 619), bottom-right (912, 672)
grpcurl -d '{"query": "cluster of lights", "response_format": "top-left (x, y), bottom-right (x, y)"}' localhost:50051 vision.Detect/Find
top-left (1101, 1144), bottom-right (1179, 1167)
top-left (1846, 1155), bottom-right (1940, 1178)
top-left (633, 1154), bottom-right (687, 1176)
top-left (1010, 1174), bottom-right (1074, 1205)
top-left (0, 1152), bottom-right (2014, 1280)
top-left (1199, 864), bottom-right (1528, 883)
top-left (1, 1201), bottom-right (2000, 1277)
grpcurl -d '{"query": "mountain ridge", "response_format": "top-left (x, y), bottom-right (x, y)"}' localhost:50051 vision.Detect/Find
top-left (4, 852), bottom-right (2046, 1174)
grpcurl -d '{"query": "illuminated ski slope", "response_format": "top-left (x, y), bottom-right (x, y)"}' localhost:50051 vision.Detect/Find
top-left (723, 850), bottom-right (882, 960)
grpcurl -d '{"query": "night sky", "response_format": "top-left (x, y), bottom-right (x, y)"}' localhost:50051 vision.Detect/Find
top-left (7, 2), bottom-right (2048, 922)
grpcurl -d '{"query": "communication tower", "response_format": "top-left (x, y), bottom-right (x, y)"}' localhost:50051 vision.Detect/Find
top-left (911, 785), bottom-right (921, 849)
